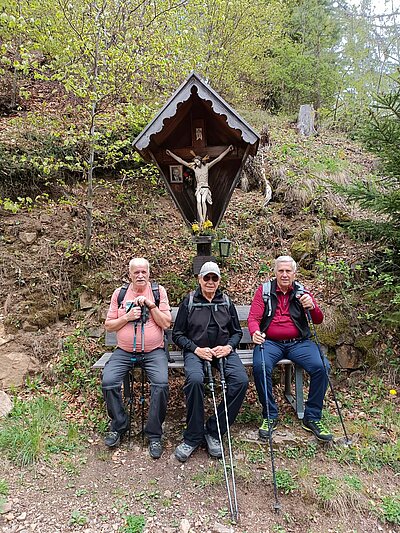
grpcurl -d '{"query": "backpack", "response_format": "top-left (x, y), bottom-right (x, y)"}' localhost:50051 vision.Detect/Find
top-left (261, 280), bottom-right (306, 318)
top-left (117, 281), bottom-right (160, 308)
top-left (187, 290), bottom-right (231, 313)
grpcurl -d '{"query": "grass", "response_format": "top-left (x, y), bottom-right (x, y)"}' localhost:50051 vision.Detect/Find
top-left (0, 396), bottom-right (82, 466)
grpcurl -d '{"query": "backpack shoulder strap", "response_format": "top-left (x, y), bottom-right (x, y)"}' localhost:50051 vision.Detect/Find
top-left (151, 281), bottom-right (160, 307)
top-left (188, 290), bottom-right (195, 313)
top-left (117, 283), bottom-right (129, 308)
top-left (262, 280), bottom-right (272, 317)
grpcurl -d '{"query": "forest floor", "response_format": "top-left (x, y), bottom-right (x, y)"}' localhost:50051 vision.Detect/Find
top-left (1, 377), bottom-right (399, 533)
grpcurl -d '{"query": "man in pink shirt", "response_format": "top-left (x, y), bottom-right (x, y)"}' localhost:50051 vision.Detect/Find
top-left (102, 258), bottom-right (171, 458)
top-left (248, 255), bottom-right (332, 442)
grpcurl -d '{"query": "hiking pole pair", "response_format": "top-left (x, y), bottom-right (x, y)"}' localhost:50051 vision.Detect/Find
top-left (204, 360), bottom-right (239, 522)
top-left (260, 342), bottom-right (281, 513)
top-left (128, 305), bottom-right (147, 445)
top-left (304, 308), bottom-right (352, 446)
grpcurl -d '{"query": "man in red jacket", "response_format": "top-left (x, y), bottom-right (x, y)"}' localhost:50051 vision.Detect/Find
top-left (248, 255), bottom-right (332, 442)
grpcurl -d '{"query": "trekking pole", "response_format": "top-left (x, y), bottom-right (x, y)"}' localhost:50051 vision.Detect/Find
top-left (204, 361), bottom-right (234, 521)
top-left (260, 342), bottom-right (281, 513)
top-left (305, 309), bottom-right (352, 446)
top-left (128, 321), bottom-right (138, 444)
top-left (218, 358), bottom-right (239, 522)
top-left (140, 315), bottom-right (146, 446)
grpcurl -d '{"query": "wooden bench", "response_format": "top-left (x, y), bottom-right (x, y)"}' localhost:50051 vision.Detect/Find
top-left (93, 305), bottom-right (305, 419)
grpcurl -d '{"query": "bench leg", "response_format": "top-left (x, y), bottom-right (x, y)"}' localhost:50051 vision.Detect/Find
top-left (294, 365), bottom-right (304, 420)
top-left (283, 364), bottom-right (304, 420)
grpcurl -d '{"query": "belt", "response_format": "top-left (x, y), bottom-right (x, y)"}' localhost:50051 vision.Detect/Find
top-left (274, 338), bottom-right (302, 344)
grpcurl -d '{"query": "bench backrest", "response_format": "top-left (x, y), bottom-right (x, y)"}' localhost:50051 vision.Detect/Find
top-left (105, 305), bottom-right (252, 347)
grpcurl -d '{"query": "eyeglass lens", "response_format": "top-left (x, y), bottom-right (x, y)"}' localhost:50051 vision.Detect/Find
top-left (203, 274), bottom-right (219, 281)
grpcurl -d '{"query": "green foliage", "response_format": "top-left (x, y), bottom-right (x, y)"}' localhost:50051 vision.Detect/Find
top-left (380, 494), bottom-right (400, 525)
top-left (275, 469), bottom-right (299, 494)
top-left (316, 474), bottom-right (339, 501)
top-left (192, 464), bottom-right (224, 488)
top-left (69, 510), bottom-right (88, 526)
top-left (0, 397), bottom-right (81, 466)
top-left (120, 515), bottom-right (146, 533)
top-left (55, 330), bottom-right (100, 394)
top-left (0, 479), bottom-right (9, 496)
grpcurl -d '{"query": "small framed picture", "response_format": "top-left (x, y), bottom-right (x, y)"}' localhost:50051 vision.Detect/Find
top-left (170, 165), bottom-right (183, 183)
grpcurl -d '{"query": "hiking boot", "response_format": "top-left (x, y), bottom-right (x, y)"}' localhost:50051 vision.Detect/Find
top-left (104, 431), bottom-right (121, 448)
top-left (174, 442), bottom-right (198, 463)
top-left (302, 419), bottom-right (333, 442)
top-left (149, 440), bottom-right (163, 459)
top-left (204, 432), bottom-right (222, 458)
top-left (259, 418), bottom-right (278, 440)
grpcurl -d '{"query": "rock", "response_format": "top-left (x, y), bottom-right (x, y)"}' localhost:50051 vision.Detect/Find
top-left (163, 490), bottom-right (172, 498)
top-left (180, 518), bottom-right (191, 533)
top-left (22, 322), bottom-right (39, 332)
top-left (40, 214), bottom-right (52, 224)
top-left (336, 344), bottom-right (362, 369)
top-left (0, 390), bottom-right (13, 417)
top-left (18, 232), bottom-right (38, 245)
top-left (16, 512), bottom-right (27, 520)
top-left (347, 369), bottom-right (364, 385)
top-left (0, 322), bottom-right (13, 347)
top-left (87, 326), bottom-right (104, 338)
top-left (0, 352), bottom-right (38, 389)
top-left (0, 502), bottom-right (12, 514)
top-left (79, 291), bottom-right (96, 310)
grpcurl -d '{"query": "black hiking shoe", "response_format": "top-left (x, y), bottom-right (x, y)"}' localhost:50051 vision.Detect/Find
top-left (104, 431), bottom-right (122, 448)
top-left (259, 418), bottom-right (278, 440)
top-left (302, 419), bottom-right (333, 442)
top-left (149, 440), bottom-right (163, 459)
top-left (174, 442), bottom-right (198, 463)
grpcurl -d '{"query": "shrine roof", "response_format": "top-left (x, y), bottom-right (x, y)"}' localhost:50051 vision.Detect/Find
top-left (133, 72), bottom-right (259, 158)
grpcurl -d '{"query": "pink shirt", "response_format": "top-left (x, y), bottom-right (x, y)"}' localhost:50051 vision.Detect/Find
top-left (107, 283), bottom-right (170, 353)
top-left (248, 283), bottom-right (323, 340)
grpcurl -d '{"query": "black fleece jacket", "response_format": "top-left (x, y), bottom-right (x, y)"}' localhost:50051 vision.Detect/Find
top-left (172, 287), bottom-right (243, 353)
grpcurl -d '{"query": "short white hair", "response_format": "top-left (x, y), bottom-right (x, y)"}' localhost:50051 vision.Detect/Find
top-left (274, 255), bottom-right (297, 273)
top-left (129, 257), bottom-right (150, 273)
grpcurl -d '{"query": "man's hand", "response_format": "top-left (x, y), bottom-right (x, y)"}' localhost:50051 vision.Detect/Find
top-left (124, 305), bottom-right (142, 322)
top-left (194, 347), bottom-right (213, 361)
top-left (298, 294), bottom-right (315, 310)
top-left (252, 330), bottom-right (265, 345)
top-left (212, 345), bottom-right (232, 358)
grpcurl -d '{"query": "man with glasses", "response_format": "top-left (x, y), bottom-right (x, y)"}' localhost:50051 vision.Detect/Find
top-left (172, 261), bottom-right (248, 462)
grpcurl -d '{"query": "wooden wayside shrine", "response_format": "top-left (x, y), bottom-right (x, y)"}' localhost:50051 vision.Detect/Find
top-left (133, 72), bottom-right (259, 271)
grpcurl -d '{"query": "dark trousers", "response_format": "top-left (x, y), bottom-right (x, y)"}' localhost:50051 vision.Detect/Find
top-left (183, 352), bottom-right (248, 447)
top-left (102, 347), bottom-right (169, 440)
top-left (253, 339), bottom-right (329, 421)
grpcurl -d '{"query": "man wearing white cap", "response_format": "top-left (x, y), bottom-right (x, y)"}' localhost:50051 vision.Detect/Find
top-left (172, 261), bottom-right (248, 462)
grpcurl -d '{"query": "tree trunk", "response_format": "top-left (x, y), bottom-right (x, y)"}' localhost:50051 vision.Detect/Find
top-left (297, 104), bottom-right (317, 136)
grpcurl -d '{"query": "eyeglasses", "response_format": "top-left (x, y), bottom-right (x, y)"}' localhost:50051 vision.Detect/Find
top-left (203, 274), bottom-right (220, 282)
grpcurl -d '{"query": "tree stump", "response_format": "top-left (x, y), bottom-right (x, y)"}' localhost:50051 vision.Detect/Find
top-left (297, 104), bottom-right (317, 136)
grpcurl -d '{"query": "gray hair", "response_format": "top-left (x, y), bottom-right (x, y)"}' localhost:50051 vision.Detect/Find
top-left (274, 255), bottom-right (297, 273)
top-left (129, 257), bottom-right (150, 273)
